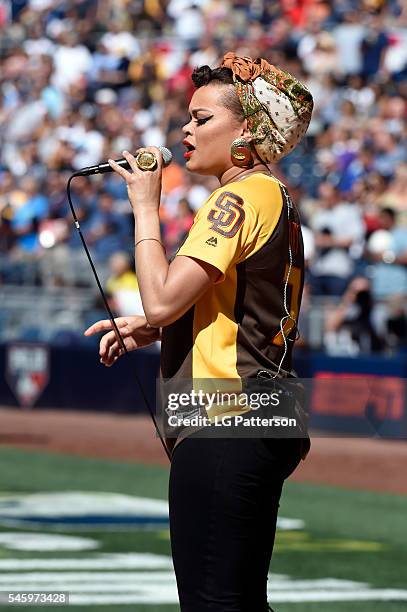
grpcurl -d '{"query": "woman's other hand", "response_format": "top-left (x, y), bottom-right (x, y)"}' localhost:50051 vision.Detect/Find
top-left (84, 316), bottom-right (160, 367)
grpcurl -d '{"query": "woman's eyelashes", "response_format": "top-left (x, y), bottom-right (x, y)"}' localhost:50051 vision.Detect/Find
top-left (196, 116), bottom-right (212, 126)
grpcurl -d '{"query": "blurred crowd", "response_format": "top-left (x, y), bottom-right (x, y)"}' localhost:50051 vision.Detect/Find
top-left (0, 0), bottom-right (406, 353)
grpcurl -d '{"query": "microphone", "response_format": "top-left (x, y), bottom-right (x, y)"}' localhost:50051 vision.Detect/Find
top-left (75, 146), bottom-right (173, 176)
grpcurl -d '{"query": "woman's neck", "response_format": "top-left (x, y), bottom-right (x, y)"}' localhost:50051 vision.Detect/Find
top-left (218, 161), bottom-right (271, 186)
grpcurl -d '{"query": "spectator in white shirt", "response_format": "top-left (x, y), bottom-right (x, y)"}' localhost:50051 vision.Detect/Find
top-left (310, 182), bottom-right (365, 295)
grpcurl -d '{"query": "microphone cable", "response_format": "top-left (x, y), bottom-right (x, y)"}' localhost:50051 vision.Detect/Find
top-left (67, 172), bottom-right (171, 463)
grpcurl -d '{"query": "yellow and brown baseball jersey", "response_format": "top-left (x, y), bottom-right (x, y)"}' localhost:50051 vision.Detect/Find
top-left (160, 174), bottom-right (304, 449)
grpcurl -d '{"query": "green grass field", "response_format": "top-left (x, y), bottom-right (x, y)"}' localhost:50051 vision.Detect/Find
top-left (0, 447), bottom-right (406, 611)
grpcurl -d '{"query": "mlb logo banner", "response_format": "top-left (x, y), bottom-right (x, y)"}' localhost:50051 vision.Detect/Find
top-left (6, 343), bottom-right (50, 408)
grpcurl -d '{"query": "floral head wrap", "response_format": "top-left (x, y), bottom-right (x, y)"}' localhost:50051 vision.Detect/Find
top-left (221, 52), bottom-right (313, 164)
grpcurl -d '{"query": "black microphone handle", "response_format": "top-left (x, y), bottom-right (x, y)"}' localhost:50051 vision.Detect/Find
top-left (76, 146), bottom-right (172, 177)
top-left (79, 159), bottom-right (131, 176)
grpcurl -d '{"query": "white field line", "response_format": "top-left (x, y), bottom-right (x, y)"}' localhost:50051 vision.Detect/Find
top-left (69, 593), bottom-right (178, 605)
top-left (66, 590), bottom-right (407, 605)
top-left (0, 573), bottom-right (367, 590)
top-left (0, 532), bottom-right (98, 552)
top-left (0, 582), bottom-right (178, 594)
top-left (269, 591), bottom-right (407, 603)
top-left (0, 554), bottom-right (173, 570)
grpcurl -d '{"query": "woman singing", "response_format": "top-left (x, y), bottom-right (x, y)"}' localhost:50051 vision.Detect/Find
top-left (85, 52), bottom-right (313, 612)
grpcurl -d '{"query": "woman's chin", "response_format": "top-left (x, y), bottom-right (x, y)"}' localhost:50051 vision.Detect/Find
top-left (185, 158), bottom-right (212, 175)
top-left (185, 158), bottom-right (199, 172)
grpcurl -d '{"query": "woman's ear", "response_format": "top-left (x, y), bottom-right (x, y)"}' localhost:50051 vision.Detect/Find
top-left (242, 132), bottom-right (253, 143)
top-left (239, 119), bottom-right (252, 143)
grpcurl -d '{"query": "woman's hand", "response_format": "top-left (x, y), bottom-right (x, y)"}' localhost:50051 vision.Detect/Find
top-left (84, 316), bottom-right (160, 367)
top-left (108, 148), bottom-right (163, 216)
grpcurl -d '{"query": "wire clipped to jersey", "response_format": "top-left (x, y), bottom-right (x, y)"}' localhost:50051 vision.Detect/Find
top-left (272, 184), bottom-right (300, 379)
top-left (67, 173), bottom-right (171, 462)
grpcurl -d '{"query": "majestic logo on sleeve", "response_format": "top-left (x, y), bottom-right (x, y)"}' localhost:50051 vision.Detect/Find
top-left (207, 192), bottom-right (245, 238)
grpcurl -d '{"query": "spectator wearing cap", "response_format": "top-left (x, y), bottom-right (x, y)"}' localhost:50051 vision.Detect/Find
top-left (367, 207), bottom-right (407, 299)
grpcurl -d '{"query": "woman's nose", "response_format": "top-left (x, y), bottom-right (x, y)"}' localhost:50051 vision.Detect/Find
top-left (182, 119), bottom-right (193, 135)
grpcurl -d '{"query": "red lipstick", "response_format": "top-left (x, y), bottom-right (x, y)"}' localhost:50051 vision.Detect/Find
top-left (183, 139), bottom-right (195, 158)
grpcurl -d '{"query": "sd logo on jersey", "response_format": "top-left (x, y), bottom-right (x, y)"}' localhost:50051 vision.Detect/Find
top-left (6, 343), bottom-right (49, 407)
top-left (207, 192), bottom-right (245, 238)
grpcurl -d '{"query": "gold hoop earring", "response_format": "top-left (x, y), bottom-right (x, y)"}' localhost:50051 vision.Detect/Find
top-left (230, 138), bottom-right (254, 168)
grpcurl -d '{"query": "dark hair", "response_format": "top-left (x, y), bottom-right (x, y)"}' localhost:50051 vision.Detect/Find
top-left (191, 65), bottom-right (244, 123)
top-left (381, 207), bottom-right (396, 220)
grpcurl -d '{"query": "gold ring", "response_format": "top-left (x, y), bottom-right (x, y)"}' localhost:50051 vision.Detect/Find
top-left (135, 151), bottom-right (157, 171)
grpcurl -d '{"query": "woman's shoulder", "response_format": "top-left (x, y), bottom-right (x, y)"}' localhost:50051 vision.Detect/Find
top-left (205, 173), bottom-right (283, 202)
top-left (193, 174), bottom-right (285, 225)
top-left (221, 173), bottom-right (284, 212)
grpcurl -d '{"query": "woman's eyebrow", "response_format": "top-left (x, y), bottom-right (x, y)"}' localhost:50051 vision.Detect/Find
top-left (188, 108), bottom-right (213, 117)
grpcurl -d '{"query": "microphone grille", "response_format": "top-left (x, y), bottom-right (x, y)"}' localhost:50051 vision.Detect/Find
top-left (158, 146), bottom-right (173, 167)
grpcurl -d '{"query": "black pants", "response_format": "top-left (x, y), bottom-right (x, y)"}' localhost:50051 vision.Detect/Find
top-left (168, 434), bottom-right (303, 612)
